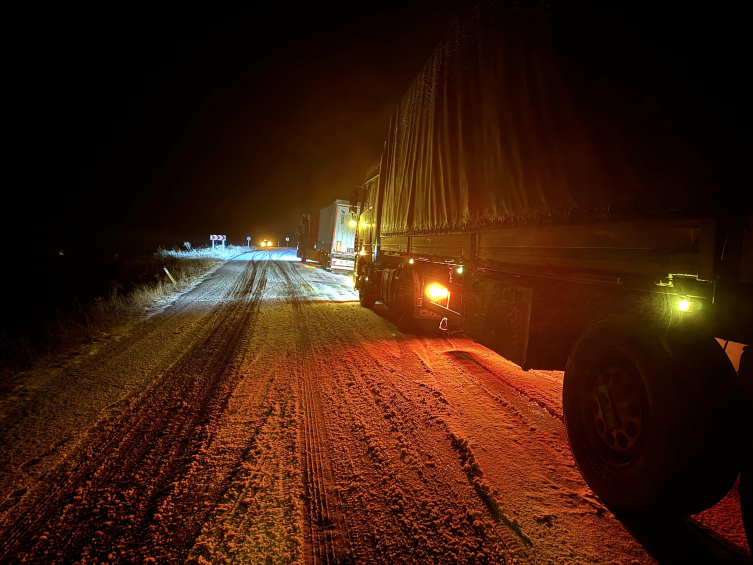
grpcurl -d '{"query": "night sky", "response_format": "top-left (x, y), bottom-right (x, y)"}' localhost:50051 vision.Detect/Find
top-left (14, 2), bottom-right (463, 259)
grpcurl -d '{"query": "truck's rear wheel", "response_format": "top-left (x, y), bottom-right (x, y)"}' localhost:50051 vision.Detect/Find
top-left (563, 320), bottom-right (745, 517)
top-left (359, 269), bottom-right (375, 308)
top-left (742, 437), bottom-right (752, 548)
top-left (392, 269), bottom-right (417, 330)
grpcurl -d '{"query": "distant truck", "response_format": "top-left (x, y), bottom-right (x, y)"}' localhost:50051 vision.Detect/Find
top-left (297, 199), bottom-right (360, 271)
top-left (352, 0), bottom-right (752, 531)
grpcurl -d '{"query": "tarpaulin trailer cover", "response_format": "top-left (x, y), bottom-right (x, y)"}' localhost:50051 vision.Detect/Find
top-left (379, 1), bottom-right (749, 236)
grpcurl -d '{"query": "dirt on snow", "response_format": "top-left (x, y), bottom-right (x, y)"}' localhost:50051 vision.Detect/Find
top-left (1, 249), bottom-right (749, 564)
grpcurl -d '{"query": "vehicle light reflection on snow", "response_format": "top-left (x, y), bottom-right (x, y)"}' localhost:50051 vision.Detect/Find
top-left (242, 248), bottom-right (301, 262)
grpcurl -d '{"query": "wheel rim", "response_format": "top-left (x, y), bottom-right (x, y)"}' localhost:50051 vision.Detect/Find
top-left (584, 354), bottom-right (650, 466)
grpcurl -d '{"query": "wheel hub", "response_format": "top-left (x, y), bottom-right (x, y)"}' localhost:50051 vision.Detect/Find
top-left (591, 366), bottom-right (644, 453)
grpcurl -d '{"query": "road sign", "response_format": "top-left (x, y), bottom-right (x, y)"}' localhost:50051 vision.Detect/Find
top-left (210, 234), bottom-right (226, 249)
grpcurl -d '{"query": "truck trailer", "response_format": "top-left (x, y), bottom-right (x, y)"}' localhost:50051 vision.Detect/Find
top-left (298, 199), bottom-right (360, 271)
top-left (352, 0), bottom-right (752, 529)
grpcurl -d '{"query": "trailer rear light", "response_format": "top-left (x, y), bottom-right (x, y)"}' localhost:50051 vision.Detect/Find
top-left (427, 284), bottom-right (448, 299)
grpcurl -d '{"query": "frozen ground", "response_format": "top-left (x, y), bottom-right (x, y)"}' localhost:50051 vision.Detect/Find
top-left (0, 248), bottom-right (749, 563)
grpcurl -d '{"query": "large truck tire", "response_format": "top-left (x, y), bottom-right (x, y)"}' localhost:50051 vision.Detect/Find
top-left (739, 345), bottom-right (753, 548)
top-left (563, 320), bottom-right (746, 517)
top-left (392, 268), bottom-right (417, 330)
top-left (359, 269), bottom-right (375, 308)
top-left (742, 436), bottom-right (752, 548)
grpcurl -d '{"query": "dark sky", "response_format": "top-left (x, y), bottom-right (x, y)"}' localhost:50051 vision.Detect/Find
top-left (16, 2), bottom-right (464, 256)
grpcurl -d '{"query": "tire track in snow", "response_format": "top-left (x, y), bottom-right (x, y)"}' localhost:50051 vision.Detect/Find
top-left (0, 257), bottom-right (269, 563)
top-left (0, 256), bottom-right (238, 496)
top-left (386, 332), bottom-right (636, 563)
top-left (274, 261), bottom-right (352, 565)
top-left (278, 264), bottom-right (513, 564)
top-left (185, 259), bottom-right (305, 564)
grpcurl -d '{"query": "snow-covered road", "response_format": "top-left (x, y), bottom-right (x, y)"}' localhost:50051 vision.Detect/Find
top-left (1, 249), bottom-right (749, 563)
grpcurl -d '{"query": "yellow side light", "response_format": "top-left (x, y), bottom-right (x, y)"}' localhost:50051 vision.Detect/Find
top-left (427, 284), bottom-right (448, 299)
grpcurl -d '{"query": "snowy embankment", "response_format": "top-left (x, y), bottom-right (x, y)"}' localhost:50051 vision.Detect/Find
top-left (0, 244), bottom-right (249, 391)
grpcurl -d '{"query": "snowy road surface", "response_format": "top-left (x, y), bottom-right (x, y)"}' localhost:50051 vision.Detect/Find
top-left (1, 249), bottom-right (749, 563)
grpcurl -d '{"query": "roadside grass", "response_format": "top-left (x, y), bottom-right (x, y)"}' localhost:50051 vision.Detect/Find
top-left (0, 244), bottom-right (248, 391)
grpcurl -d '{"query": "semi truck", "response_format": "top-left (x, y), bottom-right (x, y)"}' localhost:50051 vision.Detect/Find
top-left (297, 199), bottom-right (360, 271)
top-left (352, 0), bottom-right (752, 531)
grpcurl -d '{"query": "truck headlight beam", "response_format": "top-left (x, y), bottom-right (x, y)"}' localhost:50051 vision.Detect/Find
top-left (427, 284), bottom-right (448, 299)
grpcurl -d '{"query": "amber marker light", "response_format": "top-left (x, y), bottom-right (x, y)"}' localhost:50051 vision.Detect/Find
top-left (427, 284), bottom-right (448, 299)
top-left (677, 299), bottom-right (699, 312)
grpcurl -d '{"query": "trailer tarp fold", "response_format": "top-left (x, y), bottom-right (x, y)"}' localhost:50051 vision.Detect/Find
top-left (380, 1), bottom-right (747, 236)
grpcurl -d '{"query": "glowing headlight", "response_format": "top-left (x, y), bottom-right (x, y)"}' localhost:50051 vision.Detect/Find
top-left (678, 300), bottom-right (690, 311)
top-left (456, 266), bottom-right (463, 274)
top-left (260, 242), bottom-right (265, 247)
top-left (408, 258), bottom-right (414, 265)
top-left (427, 284), bottom-right (448, 299)
top-left (349, 219), bottom-right (356, 227)
top-left (360, 248), bottom-right (366, 255)
top-left (361, 222), bottom-right (368, 228)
